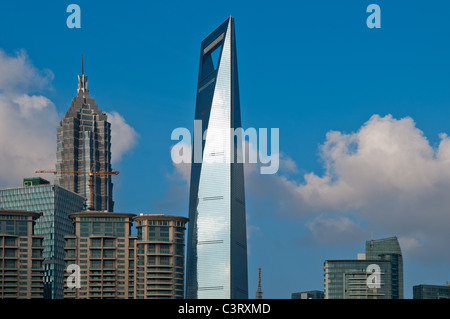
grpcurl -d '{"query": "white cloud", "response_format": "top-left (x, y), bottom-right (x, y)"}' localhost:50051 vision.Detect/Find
top-left (107, 111), bottom-right (139, 164)
top-left (0, 49), bottom-right (53, 93)
top-left (0, 49), bottom-right (58, 187)
top-left (245, 114), bottom-right (450, 260)
top-left (305, 215), bottom-right (366, 246)
top-left (0, 93), bottom-right (59, 187)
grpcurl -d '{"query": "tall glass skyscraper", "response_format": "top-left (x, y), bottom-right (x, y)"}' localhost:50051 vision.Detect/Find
top-left (0, 178), bottom-right (85, 299)
top-left (186, 17), bottom-right (248, 299)
top-left (56, 56), bottom-right (114, 211)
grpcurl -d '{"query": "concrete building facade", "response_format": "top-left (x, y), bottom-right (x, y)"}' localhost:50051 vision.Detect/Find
top-left (64, 211), bottom-right (136, 299)
top-left (0, 209), bottom-right (44, 299)
top-left (133, 214), bottom-right (188, 299)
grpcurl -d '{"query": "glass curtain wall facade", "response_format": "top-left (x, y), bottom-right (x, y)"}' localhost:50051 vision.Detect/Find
top-left (56, 56), bottom-right (114, 212)
top-left (0, 180), bottom-right (85, 299)
top-left (186, 17), bottom-right (248, 299)
top-left (413, 284), bottom-right (450, 299)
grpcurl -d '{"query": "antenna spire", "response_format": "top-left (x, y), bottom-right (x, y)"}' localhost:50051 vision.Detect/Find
top-left (256, 266), bottom-right (263, 299)
top-left (77, 54), bottom-right (89, 96)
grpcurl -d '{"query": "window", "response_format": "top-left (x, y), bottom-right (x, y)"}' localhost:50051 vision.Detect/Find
top-left (4, 249), bottom-right (16, 257)
top-left (104, 238), bottom-right (114, 247)
top-left (160, 256), bottom-right (170, 265)
top-left (103, 250), bottom-right (114, 258)
top-left (148, 244), bottom-right (156, 253)
top-left (4, 260), bottom-right (16, 269)
top-left (5, 237), bottom-right (16, 247)
top-left (160, 244), bottom-right (170, 254)
top-left (32, 260), bottom-right (41, 269)
top-left (147, 256), bottom-right (156, 265)
top-left (148, 227), bottom-right (170, 241)
top-left (90, 249), bottom-right (101, 258)
top-left (91, 238), bottom-right (101, 247)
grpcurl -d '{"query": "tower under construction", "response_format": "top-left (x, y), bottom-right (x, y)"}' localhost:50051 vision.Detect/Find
top-left (56, 56), bottom-right (114, 211)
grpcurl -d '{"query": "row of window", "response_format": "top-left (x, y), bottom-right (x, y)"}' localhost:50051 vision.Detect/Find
top-left (0, 237), bottom-right (43, 247)
top-left (79, 222), bottom-right (126, 237)
top-left (0, 221), bottom-right (28, 236)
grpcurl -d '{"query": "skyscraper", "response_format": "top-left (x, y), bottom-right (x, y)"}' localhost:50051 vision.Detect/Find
top-left (186, 17), bottom-right (248, 299)
top-left (56, 56), bottom-right (114, 211)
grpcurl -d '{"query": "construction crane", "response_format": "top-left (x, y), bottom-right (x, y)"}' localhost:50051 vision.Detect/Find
top-left (35, 163), bottom-right (119, 211)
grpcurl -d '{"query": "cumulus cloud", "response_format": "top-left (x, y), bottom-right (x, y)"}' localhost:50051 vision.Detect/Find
top-left (0, 49), bottom-right (138, 188)
top-left (0, 49), bottom-right (53, 93)
top-left (0, 50), bottom-right (58, 187)
top-left (107, 111), bottom-right (139, 164)
top-left (245, 114), bottom-right (450, 260)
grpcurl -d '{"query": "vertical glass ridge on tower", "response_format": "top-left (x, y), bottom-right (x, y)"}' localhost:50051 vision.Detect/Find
top-left (56, 56), bottom-right (114, 211)
top-left (186, 17), bottom-right (248, 299)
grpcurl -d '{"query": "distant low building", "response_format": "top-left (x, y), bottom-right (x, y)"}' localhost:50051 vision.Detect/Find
top-left (413, 283), bottom-right (450, 299)
top-left (324, 237), bottom-right (403, 299)
top-left (292, 290), bottom-right (324, 299)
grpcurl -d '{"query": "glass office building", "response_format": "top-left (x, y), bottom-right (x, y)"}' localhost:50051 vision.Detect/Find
top-left (186, 17), bottom-right (248, 299)
top-left (324, 237), bottom-right (403, 299)
top-left (56, 56), bottom-right (114, 211)
top-left (413, 283), bottom-right (450, 299)
top-left (0, 178), bottom-right (85, 299)
top-left (291, 290), bottom-right (324, 299)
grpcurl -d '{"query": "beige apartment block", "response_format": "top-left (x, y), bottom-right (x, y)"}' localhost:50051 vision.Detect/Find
top-left (64, 211), bottom-right (136, 299)
top-left (63, 211), bottom-right (188, 299)
top-left (0, 209), bottom-right (44, 299)
top-left (133, 214), bottom-right (188, 299)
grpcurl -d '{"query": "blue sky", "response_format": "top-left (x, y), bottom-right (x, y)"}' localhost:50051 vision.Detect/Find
top-left (1, 0), bottom-right (450, 298)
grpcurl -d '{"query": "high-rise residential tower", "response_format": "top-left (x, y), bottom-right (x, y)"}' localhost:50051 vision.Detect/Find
top-left (186, 17), bottom-right (248, 299)
top-left (64, 211), bottom-right (136, 299)
top-left (0, 209), bottom-right (44, 299)
top-left (56, 56), bottom-right (114, 211)
top-left (133, 214), bottom-right (189, 299)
